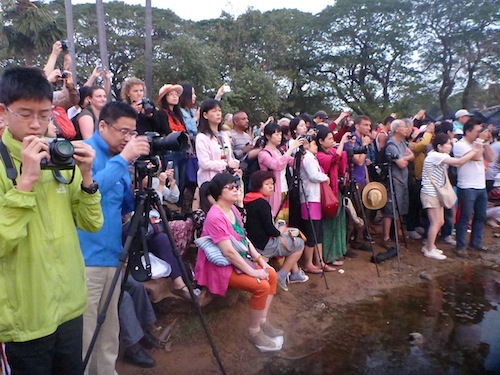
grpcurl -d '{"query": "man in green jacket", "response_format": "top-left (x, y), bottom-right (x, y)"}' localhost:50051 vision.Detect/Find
top-left (0, 66), bottom-right (103, 374)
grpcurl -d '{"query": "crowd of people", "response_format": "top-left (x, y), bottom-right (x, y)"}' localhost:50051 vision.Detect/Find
top-left (0, 40), bottom-right (498, 373)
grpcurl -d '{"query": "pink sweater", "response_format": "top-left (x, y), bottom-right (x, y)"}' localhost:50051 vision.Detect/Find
top-left (195, 132), bottom-right (236, 187)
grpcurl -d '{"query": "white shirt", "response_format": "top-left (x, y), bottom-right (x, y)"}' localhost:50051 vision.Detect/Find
top-left (453, 139), bottom-right (485, 189)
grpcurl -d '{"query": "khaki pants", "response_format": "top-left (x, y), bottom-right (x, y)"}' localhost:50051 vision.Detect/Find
top-left (82, 267), bottom-right (120, 375)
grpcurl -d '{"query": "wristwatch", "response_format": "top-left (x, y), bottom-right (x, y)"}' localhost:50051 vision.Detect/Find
top-left (81, 180), bottom-right (99, 194)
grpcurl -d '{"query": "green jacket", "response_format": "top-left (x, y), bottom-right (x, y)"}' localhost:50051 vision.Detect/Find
top-left (0, 130), bottom-right (103, 342)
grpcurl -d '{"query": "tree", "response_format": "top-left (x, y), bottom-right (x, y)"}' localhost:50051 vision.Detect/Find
top-left (317, 0), bottom-right (417, 118)
top-left (64, 0), bottom-right (77, 79)
top-left (415, 0), bottom-right (500, 116)
top-left (95, 0), bottom-right (109, 70)
top-left (144, 0), bottom-right (153, 97)
top-left (2, 0), bottom-right (64, 65)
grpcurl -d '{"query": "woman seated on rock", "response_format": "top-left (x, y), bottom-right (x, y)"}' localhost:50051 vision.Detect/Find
top-left (244, 170), bottom-right (308, 292)
top-left (194, 172), bottom-right (283, 352)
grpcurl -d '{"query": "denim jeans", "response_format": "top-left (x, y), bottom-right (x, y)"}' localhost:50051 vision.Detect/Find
top-left (456, 187), bottom-right (487, 249)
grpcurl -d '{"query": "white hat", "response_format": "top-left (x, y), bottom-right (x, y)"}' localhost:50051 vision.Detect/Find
top-left (455, 109), bottom-right (472, 118)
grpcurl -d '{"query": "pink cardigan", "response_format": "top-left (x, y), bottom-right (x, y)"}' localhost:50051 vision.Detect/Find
top-left (195, 132), bottom-right (236, 187)
top-left (258, 146), bottom-right (293, 217)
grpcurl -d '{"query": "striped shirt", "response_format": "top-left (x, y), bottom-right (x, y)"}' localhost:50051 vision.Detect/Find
top-left (421, 151), bottom-right (450, 196)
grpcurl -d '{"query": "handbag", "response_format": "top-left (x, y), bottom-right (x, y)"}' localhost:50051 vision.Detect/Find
top-left (427, 168), bottom-right (457, 209)
top-left (320, 181), bottom-right (339, 218)
top-left (186, 155), bottom-right (198, 185)
top-left (279, 227), bottom-right (307, 252)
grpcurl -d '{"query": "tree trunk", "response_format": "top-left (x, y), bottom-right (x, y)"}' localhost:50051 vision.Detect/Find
top-left (145, 0), bottom-right (153, 98)
top-left (64, 0), bottom-right (77, 82)
top-left (96, 0), bottom-right (109, 70)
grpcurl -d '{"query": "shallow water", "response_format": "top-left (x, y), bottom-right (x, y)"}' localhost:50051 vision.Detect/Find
top-left (262, 266), bottom-right (500, 375)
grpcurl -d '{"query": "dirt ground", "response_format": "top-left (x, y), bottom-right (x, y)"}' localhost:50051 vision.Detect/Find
top-left (115, 225), bottom-right (500, 375)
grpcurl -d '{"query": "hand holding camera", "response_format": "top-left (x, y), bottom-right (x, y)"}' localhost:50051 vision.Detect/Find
top-left (120, 136), bottom-right (150, 163)
top-left (17, 136), bottom-right (50, 192)
top-left (71, 141), bottom-right (96, 178)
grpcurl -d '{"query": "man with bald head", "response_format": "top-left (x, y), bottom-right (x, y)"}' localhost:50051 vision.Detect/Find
top-left (381, 119), bottom-right (414, 246)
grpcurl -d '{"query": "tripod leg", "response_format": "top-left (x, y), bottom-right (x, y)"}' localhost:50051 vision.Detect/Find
top-left (387, 169), bottom-right (402, 272)
top-left (352, 183), bottom-right (380, 277)
top-left (151, 192), bottom-right (227, 375)
top-left (83, 193), bottom-right (148, 371)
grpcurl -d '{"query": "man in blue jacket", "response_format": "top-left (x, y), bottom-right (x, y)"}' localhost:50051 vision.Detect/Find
top-left (78, 101), bottom-right (150, 375)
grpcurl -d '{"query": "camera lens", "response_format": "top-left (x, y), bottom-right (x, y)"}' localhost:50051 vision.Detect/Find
top-left (51, 140), bottom-right (74, 161)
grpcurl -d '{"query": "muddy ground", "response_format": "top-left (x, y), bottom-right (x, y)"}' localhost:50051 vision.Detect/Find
top-left (116, 226), bottom-right (500, 375)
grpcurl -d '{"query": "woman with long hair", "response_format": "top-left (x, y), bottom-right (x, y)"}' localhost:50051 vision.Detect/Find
top-left (257, 123), bottom-right (304, 220)
top-left (179, 82), bottom-right (199, 139)
top-left (421, 133), bottom-right (480, 259)
top-left (316, 126), bottom-right (351, 269)
top-left (76, 85), bottom-right (107, 139)
top-left (195, 99), bottom-right (240, 213)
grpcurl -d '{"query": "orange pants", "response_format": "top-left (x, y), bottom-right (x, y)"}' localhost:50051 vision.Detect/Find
top-left (228, 267), bottom-right (277, 310)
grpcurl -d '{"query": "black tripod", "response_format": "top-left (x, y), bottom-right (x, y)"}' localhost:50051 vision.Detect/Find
top-left (344, 149), bottom-right (380, 277)
top-left (384, 158), bottom-right (402, 271)
top-left (83, 158), bottom-right (227, 375)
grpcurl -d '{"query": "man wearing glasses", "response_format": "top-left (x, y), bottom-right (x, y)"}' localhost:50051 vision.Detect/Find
top-left (78, 101), bottom-right (150, 375)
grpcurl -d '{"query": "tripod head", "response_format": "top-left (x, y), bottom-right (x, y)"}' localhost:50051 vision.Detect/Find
top-left (134, 155), bottom-right (162, 192)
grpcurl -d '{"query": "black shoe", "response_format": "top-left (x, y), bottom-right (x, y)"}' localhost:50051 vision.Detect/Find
top-left (345, 250), bottom-right (358, 258)
top-left (124, 345), bottom-right (156, 368)
top-left (454, 248), bottom-right (469, 258)
top-left (351, 242), bottom-right (372, 252)
top-left (140, 330), bottom-right (159, 349)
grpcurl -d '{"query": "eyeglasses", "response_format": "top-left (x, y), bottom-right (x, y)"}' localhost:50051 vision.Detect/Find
top-left (5, 106), bottom-right (52, 125)
top-left (107, 122), bottom-right (138, 137)
top-left (223, 182), bottom-right (240, 190)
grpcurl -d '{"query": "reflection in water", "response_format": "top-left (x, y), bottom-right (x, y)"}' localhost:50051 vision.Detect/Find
top-left (261, 267), bottom-right (500, 375)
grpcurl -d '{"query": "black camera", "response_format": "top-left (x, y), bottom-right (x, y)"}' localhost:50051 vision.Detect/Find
top-left (60, 40), bottom-right (70, 51)
top-left (141, 98), bottom-right (155, 116)
top-left (143, 132), bottom-right (188, 157)
top-left (61, 72), bottom-right (68, 79)
top-left (40, 138), bottom-right (75, 170)
top-left (352, 145), bottom-right (368, 154)
top-left (300, 134), bottom-right (313, 142)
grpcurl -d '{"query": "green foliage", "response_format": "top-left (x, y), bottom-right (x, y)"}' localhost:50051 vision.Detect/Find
top-left (0, 0), bottom-right (498, 122)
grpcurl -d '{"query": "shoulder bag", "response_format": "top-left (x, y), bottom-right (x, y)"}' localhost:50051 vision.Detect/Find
top-left (427, 167), bottom-right (457, 209)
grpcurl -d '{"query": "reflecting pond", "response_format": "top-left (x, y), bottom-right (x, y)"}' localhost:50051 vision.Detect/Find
top-left (261, 266), bottom-right (500, 375)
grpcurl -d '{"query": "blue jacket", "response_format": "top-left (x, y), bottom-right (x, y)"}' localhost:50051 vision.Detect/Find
top-left (78, 132), bottom-right (134, 266)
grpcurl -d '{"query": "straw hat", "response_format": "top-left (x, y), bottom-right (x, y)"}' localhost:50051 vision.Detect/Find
top-left (156, 84), bottom-right (183, 104)
top-left (362, 182), bottom-right (387, 210)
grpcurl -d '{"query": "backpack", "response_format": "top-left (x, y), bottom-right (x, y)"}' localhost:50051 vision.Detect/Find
top-left (52, 106), bottom-right (77, 140)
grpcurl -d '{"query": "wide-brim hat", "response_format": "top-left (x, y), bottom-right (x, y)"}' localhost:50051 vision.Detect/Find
top-left (156, 84), bottom-right (183, 104)
top-left (362, 182), bottom-right (387, 210)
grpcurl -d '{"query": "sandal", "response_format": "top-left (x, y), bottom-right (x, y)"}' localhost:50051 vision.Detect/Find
top-left (303, 267), bottom-right (322, 274)
top-left (172, 285), bottom-right (191, 301)
top-left (322, 264), bottom-right (337, 272)
top-left (330, 260), bottom-right (344, 266)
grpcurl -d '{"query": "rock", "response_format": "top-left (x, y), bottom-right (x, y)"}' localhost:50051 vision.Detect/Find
top-left (419, 271), bottom-right (433, 281)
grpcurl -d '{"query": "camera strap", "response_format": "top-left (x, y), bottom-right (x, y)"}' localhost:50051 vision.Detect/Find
top-left (0, 141), bottom-right (18, 186)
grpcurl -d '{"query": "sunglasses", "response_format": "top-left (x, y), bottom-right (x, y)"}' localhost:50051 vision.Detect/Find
top-left (223, 182), bottom-right (240, 190)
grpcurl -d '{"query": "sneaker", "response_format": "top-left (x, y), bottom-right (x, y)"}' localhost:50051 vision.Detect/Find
top-left (260, 322), bottom-right (284, 337)
top-left (277, 274), bottom-right (289, 292)
top-left (421, 246), bottom-right (443, 255)
top-left (288, 269), bottom-right (309, 284)
top-left (407, 230), bottom-right (422, 240)
top-left (415, 227), bottom-right (425, 235)
top-left (442, 235), bottom-right (456, 246)
top-left (351, 242), bottom-right (372, 252)
top-left (249, 330), bottom-right (281, 352)
top-left (423, 249), bottom-right (447, 260)
top-left (454, 248), bottom-right (469, 258)
top-left (379, 239), bottom-right (396, 249)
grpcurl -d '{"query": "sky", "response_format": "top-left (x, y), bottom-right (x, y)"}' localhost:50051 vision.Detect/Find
top-left (70, 0), bottom-right (333, 21)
